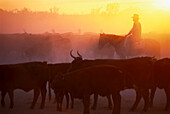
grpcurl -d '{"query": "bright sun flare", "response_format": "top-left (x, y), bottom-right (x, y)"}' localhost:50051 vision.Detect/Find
top-left (154, 0), bottom-right (170, 11)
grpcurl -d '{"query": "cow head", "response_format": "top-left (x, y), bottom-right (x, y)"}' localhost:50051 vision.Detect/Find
top-left (51, 72), bottom-right (65, 89)
top-left (70, 49), bottom-right (83, 64)
top-left (68, 50), bottom-right (83, 72)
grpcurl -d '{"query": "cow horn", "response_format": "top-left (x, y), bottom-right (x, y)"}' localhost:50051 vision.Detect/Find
top-left (77, 51), bottom-right (82, 58)
top-left (70, 49), bottom-right (76, 59)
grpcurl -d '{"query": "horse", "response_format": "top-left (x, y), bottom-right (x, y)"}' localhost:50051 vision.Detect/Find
top-left (98, 33), bottom-right (160, 59)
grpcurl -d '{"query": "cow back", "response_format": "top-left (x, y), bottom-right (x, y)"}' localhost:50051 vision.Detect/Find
top-left (0, 62), bottom-right (49, 91)
top-left (63, 65), bottom-right (126, 96)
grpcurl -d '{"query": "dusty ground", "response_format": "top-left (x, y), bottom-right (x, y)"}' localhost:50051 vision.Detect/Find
top-left (0, 89), bottom-right (170, 114)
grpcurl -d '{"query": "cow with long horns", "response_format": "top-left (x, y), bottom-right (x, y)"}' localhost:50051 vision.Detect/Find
top-left (69, 49), bottom-right (113, 109)
top-left (68, 50), bottom-right (156, 112)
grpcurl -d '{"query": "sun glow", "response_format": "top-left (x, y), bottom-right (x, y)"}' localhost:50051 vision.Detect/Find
top-left (0, 0), bottom-right (170, 34)
top-left (154, 0), bottom-right (170, 11)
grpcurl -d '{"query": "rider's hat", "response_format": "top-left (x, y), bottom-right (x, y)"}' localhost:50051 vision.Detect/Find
top-left (132, 14), bottom-right (139, 20)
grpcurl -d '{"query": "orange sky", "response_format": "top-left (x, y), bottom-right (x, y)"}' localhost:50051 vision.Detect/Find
top-left (0, 0), bottom-right (170, 34)
top-left (0, 0), bottom-right (170, 14)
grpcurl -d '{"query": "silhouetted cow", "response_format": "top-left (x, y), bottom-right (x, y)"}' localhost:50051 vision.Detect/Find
top-left (0, 62), bottom-right (49, 109)
top-left (49, 61), bottom-right (114, 110)
top-left (69, 50), bottom-right (156, 112)
top-left (69, 50), bottom-right (114, 109)
top-left (153, 58), bottom-right (170, 110)
top-left (51, 65), bottom-right (130, 114)
top-left (48, 63), bottom-right (71, 111)
top-left (48, 63), bottom-right (71, 84)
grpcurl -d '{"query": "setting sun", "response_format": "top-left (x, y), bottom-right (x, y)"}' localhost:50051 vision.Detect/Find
top-left (154, 0), bottom-right (170, 11)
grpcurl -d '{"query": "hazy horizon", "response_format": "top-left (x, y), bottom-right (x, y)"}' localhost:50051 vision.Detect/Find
top-left (0, 0), bottom-right (170, 34)
top-left (1, 0), bottom-right (170, 14)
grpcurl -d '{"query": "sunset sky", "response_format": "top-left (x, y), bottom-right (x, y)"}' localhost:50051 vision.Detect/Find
top-left (0, 0), bottom-right (170, 14)
top-left (0, 0), bottom-right (170, 34)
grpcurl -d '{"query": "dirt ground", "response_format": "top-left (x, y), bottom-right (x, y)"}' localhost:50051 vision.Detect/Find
top-left (0, 89), bottom-right (170, 114)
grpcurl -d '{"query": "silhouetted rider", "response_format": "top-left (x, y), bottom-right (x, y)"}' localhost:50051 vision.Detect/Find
top-left (125, 14), bottom-right (141, 42)
top-left (124, 14), bottom-right (141, 52)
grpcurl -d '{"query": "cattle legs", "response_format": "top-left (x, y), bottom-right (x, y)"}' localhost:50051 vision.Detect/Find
top-left (54, 90), bottom-right (70, 111)
top-left (8, 90), bottom-right (14, 109)
top-left (0, 90), bottom-right (13, 109)
top-left (130, 91), bottom-right (141, 111)
top-left (149, 86), bottom-right (156, 107)
top-left (56, 94), bottom-right (64, 111)
top-left (70, 94), bottom-right (74, 109)
top-left (30, 83), bottom-right (47, 109)
top-left (107, 95), bottom-right (113, 109)
top-left (56, 93), bottom-right (70, 111)
top-left (30, 89), bottom-right (40, 109)
top-left (130, 89), bottom-right (149, 112)
top-left (65, 93), bottom-right (69, 109)
top-left (83, 93), bottom-right (90, 114)
top-left (164, 87), bottom-right (170, 110)
top-left (112, 92), bottom-right (121, 114)
top-left (142, 89), bottom-right (149, 112)
top-left (40, 87), bottom-right (47, 109)
top-left (1, 91), bottom-right (7, 107)
top-left (48, 82), bottom-right (51, 101)
top-left (91, 94), bottom-right (98, 110)
top-left (92, 94), bottom-right (112, 110)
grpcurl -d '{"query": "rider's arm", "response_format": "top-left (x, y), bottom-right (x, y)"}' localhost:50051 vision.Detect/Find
top-left (125, 23), bottom-right (135, 37)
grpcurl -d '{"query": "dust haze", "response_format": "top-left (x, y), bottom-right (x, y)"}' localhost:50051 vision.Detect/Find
top-left (0, 8), bottom-right (170, 64)
top-left (0, 5), bottom-right (170, 114)
top-left (0, 32), bottom-right (170, 64)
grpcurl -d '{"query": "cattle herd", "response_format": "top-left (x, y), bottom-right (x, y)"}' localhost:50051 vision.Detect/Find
top-left (0, 50), bottom-right (170, 114)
